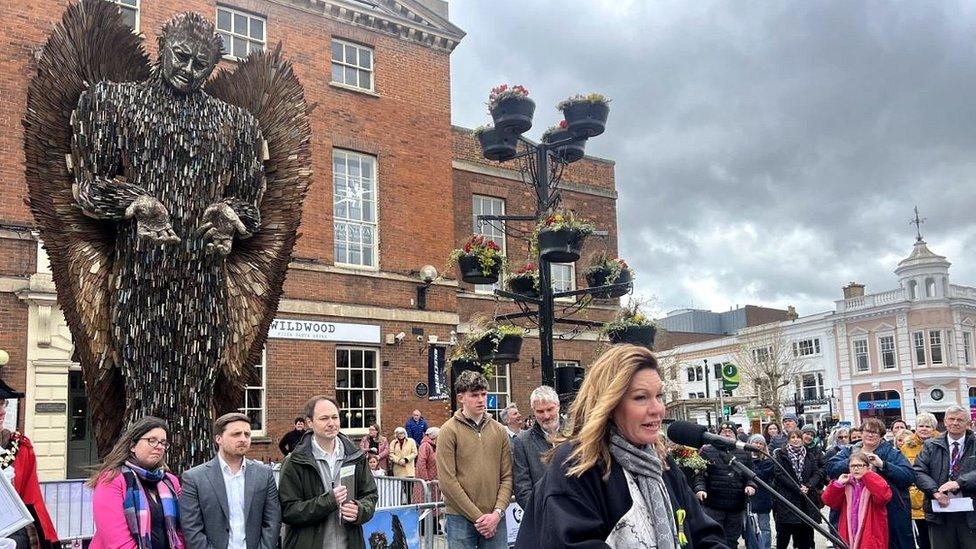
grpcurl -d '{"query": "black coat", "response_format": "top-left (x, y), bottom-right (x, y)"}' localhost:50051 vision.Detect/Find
top-left (772, 446), bottom-right (825, 524)
top-left (693, 444), bottom-right (756, 512)
top-left (515, 442), bottom-right (729, 549)
top-left (914, 431), bottom-right (976, 529)
top-left (750, 458), bottom-right (775, 514)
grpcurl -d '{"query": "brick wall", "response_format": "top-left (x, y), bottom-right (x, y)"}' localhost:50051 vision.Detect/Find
top-left (0, 1), bottom-right (622, 466)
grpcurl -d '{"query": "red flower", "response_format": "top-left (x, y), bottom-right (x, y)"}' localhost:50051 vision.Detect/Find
top-left (558, 119), bottom-right (568, 129)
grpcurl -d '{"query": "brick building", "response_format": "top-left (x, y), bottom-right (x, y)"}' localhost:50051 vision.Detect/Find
top-left (0, 0), bottom-right (619, 479)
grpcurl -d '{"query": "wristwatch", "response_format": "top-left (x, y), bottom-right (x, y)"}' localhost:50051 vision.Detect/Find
top-left (494, 508), bottom-right (504, 518)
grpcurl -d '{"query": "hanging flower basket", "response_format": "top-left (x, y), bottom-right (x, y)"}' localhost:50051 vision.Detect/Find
top-left (472, 326), bottom-right (524, 365)
top-left (450, 358), bottom-right (483, 379)
top-left (542, 122), bottom-right (586, 163)
top-left (488, 84), bottom-right (535, 134)
top-left (458, 254), bottom-right (502, 284)
top-left (538, 228), bottom-right (585, 263)
top-left (506, 262), bottom-right (540, 299)
top-left (586, 267), bottom-right (633, 299)
top-left (601, 300), bottom-right (657, 349)
top-left (584, 255), bottom-right (633, 299)
top-left (448, 235), bottom-right (505, 285)
top-left (558, 93), bottom-right (611, 138)
top-left (475, 125), bottom-right (518, 162)
top-left (607, 324), bottom-right (657, 349)
top-left (534, 210), bottom-right (595, 263)
top-left (507, 275), bottom-right (539, 299)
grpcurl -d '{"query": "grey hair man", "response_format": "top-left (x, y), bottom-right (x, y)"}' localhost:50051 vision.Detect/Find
top-left (512, 386), bottom-right (562, 510)
top-left (914, 404), bottom-right (976, 548)
top-left (499, 402), bottom-right (523, 441)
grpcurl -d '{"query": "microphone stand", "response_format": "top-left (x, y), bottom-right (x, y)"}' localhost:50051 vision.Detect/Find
top-left (716, 449), bottom-right (849, 549)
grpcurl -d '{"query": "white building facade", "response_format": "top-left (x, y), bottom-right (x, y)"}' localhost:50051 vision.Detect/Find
top-left (661, 237), bottom-right (976, 433)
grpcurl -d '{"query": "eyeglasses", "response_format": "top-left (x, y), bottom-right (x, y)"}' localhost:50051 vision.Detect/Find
top-left (139, 437), bottom-right (170, 449)
top-left (837, 436), bottom-right (849, 440)
top-left (849, 463), bottom-right (867, 470)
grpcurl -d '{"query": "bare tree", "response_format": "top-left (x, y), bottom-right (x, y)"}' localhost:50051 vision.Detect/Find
top-left (733, 324), bottom-right (807, 428)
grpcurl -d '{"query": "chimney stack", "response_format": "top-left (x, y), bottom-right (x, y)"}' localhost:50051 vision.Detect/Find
top-left (843, 282), bottom-right (865, 299)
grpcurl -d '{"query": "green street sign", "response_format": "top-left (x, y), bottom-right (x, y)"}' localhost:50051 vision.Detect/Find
top-left (721, 363), bottom-right (740, 391)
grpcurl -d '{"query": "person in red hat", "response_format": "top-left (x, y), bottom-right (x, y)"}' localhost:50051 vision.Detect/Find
top-left (0, 397), bottom-right (59, 548)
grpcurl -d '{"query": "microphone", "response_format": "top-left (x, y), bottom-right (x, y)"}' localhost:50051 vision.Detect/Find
top-left (667, 420), bottom-right (765, 453)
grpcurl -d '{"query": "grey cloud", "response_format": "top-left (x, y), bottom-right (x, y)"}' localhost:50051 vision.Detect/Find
top-left (449, 0), bottom-right (976, 315)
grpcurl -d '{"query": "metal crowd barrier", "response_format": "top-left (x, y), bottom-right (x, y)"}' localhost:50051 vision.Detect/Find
top-left (41, 470), bottom-right (448, 547)
top-left (39, 480), bottom-right (94, 544)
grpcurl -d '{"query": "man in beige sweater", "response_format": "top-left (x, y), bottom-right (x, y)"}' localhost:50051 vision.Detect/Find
top-left (436, 370), bottom-right (513, 548)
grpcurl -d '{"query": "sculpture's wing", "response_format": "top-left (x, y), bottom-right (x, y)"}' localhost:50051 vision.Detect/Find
top-left (205, 44), bottom-right (312, 413)
top-left (23, 0), bottom-right (150, 454)
top-left (391, 514), bottom-right (409, 549)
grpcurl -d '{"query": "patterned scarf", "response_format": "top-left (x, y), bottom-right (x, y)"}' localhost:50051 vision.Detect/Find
top-left (609, 431), bottom-right (679, 549)
top-left (122, 461), bottom-right (184, 549)
top-left (786, 443), bottom-right (807, 479)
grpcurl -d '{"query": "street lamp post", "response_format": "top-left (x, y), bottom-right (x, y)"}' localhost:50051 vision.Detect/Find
top-left (475, 90), bottom-right (628, 389)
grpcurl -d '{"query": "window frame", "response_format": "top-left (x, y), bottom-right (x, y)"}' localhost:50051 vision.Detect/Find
top-left (929, 330), bottom-right (944, 365)
top-left (792, 338), bottom-right (822, 357)
top-left (216, 5), bottom-right (266, 61)
top-left (335, 346), bottom-right (380, 436)
top-left (486, 364), bottom-right (511, 419)
top-left (964, 331), bottom-right (973, 366)
top-left (331, 38), bottom-right (375, 92)
top-left (551, 262), bottom-right (577, 302)
top-left (108, 0), bottom-right (140, 32)
top-left (333, 149), bottom-right (379, 269)
top-left (913, 331), bottom-right (926, 366)
top-left (878, 334), bottom-right (897, 370)
top-left (238, 349), bottom-right (267, 437)
top-left (853, 338), bottom-right (869, 373)
top-left (471, 195), bottom-right (506, 294)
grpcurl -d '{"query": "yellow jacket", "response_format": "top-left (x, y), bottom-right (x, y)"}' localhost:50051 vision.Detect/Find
top-left (390, 436), bottom-right (418, 477)
top-left (901, 432), bottom-right (938, 520)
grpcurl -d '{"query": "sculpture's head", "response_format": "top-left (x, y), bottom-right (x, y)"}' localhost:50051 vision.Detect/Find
top-left (158, 12), bottom-right (223, 94)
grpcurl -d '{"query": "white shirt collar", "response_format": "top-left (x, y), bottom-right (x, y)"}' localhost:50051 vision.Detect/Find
top-left (218, 453), bottom-right (247, 476)
top-left (948, 433), bottom-right (966, 447)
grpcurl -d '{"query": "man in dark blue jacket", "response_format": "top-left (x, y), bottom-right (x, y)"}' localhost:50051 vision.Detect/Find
top-left (404, 409), bottom-right (428, 448)
top-left (694, 422), bottom-right (756, 549)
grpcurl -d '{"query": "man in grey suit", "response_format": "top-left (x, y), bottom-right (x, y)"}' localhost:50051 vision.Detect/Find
top-left (512, 385), bottom-right (562, 510)
top-left (181, 412), bottom-right (282, 549)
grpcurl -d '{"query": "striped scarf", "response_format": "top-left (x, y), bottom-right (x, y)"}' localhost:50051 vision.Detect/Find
top-left (122, 461), bottom-right (184, 549)
top-left (786, 444), bottom-right (807, 479)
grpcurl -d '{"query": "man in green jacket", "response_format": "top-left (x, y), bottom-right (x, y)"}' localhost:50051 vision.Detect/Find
top-left (278, 395), bottom-right (378, 549)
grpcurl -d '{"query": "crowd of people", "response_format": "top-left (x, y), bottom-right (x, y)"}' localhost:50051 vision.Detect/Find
top-left (6, 343), bottom-right (976, 548)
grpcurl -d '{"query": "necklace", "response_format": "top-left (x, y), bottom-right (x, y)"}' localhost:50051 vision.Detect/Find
top-left (0, 431), bottom-right (21, 470)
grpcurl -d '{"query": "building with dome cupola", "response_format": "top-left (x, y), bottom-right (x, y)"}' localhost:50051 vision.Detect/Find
top-left (661, 228), bottom-right (976, 432)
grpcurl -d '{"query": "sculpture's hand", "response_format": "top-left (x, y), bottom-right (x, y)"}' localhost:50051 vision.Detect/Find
top-left (196, 202), bottom-right (248, 256)
top-left (124, 195), bottom-right (180, 245)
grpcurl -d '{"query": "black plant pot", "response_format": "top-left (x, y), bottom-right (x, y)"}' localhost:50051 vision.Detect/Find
top-left (543, 129), bottom-right (586, 163)
top-left (490, 96), bottom-right (535, 134)
top-left (537, 227), bottom-right (586, 263)
top-left (607, 324), bottom-right (657, 349)
top-left (507, 276), bottom-right (539, 299)
top-left (585, 267), bottom-right (633, 299)
top-left (474, 334), bottom-right (523, 364)
top-left (477, 126), bottom-right (518, 162)
top-left (561, 100), bottom-right (610, 137)
top-left (458, 254), bottom-right (501, 285)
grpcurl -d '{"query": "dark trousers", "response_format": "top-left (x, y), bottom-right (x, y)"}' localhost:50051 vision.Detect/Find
top-left (929, 514), bottom-right (976, 549)
top-left (705, 507), bottom-right (744, 549)
top-left (775, 521), bottom-right (814, 549)
top-left (914, 519), bottom-right (930, 549)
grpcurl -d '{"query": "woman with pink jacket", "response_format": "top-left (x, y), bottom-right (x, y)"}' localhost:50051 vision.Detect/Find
top-left (414, 427), bottom-right (439, 503)
top-left (88, 417), bottom-right (185, 549)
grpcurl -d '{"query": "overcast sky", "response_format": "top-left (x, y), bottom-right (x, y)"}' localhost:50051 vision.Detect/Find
top-left (448, 1), bottom-right (976, 318)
